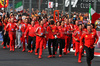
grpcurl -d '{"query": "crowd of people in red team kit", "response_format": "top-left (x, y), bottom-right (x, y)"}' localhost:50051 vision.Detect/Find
top-left (0, 9), bottom-right (99, 66)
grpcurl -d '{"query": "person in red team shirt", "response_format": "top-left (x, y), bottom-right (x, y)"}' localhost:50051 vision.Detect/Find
top-left (68, 18), bottom-right (74, 53)
top-left (63, 18), bottom-right (71, 54)
top-left (35, 20), bottom-right (45, 59)
top-left (72, 20), bottom-right (79, 50)
top-left (24, 21), bottom-right (35, 53)
top-left (21, 18), bottom-right (29, 52)
top-left (42, 18), bottom-right (48, 49)
top-left (57, 21), bottom-right (67, 57)
top-left (81, 23), bottom-right (87, 55)
top-left (80, 24), bottom-right (98, 66)
top-left (47, 20), bottom-right (58, 58)
top-left (73, 24), bottom-right (82, 63)
top-left (5, 18), bottom-right (17, 51)
top-left (55, 21), bottom-right (61, 54)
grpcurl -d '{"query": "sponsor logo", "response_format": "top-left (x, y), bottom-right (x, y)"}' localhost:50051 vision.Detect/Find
top-left (86, 35), bottom-right (87, 37)
top-left (65, 0), bottom-right (78, 8)
top-left (52, 30), bottom-right (55, 32)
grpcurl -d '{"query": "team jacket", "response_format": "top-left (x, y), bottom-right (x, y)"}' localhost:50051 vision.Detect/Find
top-left (57, 26), bottom-right (67, 39)
top-left (73, 29), bottom-right (82, 42)
top-left (36, 25), bottom-right (45, 37)
top-left (80, 31), bottom-right (98, 49)
top-left (21, 23), bottom-right (29, 33)
top-left (6, 22), bottom-right (17, 32)
top-left (47, 25), bottom-right (58, 39)
top-left (25, 25), bottom-right (35, 37)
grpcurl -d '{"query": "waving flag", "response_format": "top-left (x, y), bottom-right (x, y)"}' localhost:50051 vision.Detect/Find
top-left (89, 5), bottom-right (100, 24)
top-left (15, 1), bottom-right (23, 12)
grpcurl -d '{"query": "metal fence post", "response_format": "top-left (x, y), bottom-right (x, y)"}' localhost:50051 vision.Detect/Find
top-left (69, 0), bottom-right (71, 18)
top-left (94, 0), bottom-right (97, 11)
top-left (13, 0), bottom-right (15, 14)
top-left (63, 0), bottom-right (65, 15)
top-left (29, 0), bottom-right (32, 17)
top-left (39, 0), bottom-right (41, 13)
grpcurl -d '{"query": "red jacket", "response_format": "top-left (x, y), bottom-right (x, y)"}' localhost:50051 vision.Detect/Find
top-left (36, 25), bottom-right (45, 37)
top-left (73, 29), bottom-right (82, 42)
top-left (92, 28), bottom-right (96, 33)
top-left (25, 25), bottom-right (35, 37)
top-left (65, 24), bottom-right (71, 35)
top-left (74, 25), bottom-right (79, 31)
top-left (6, 22), bottom-right (17, 32)
top-left (57, 26), bottom-right (67, 39)
top-left (21, 23), bottom-right (29, 33)
top-left (47, 25), bottom-right (58, 39)
top-left (80, 31), bottom-right (98, 49)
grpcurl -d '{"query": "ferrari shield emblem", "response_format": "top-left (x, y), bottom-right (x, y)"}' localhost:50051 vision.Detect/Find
top-left (52, 30), bottom-right (54, 32)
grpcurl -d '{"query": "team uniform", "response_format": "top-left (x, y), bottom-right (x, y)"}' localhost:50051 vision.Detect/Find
top-left (35, 25), bottom-right (45, 58)
top-left (57, 26), bottom-right (67, 57)
top-left (47, 25), bottom-right (58, 57)
top-left (25, 25), bottom-right (35, 53)
top-left (21, 23), bottom-right (29, 51)
top-left (73, 25), bottom-right (79, 50)
top-left (63, 24), bottom-right (71, 54)
top-left (6, 22), bottom-right (17, 51)
top-left (80, 31), bottom-right (98, 66)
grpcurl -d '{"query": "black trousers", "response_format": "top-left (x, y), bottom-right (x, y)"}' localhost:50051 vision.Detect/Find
top-left (48, 39), bottom-right (56, 55)
top-left (28, 36), bottom-right (36, 50)
top-left (3, 32), bottom-right (10, 46)
top-left (85, 46), bottom-right (94, 66)
top-left (56, 39), bottom-right (65, 55)
top-left (68, 34), bottom-right (72, 51)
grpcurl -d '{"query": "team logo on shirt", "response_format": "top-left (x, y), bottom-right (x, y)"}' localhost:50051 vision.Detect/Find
top-left (78, 32), bottom-right (80, 34)
top-left (41, 33), bottom-right (43, 35)
top-left (12, 29), bottom-right (14, 31)
top-left (86, 35), bottom-right (87, 37)
top-left (52, 30), bottom-right (55, 32)
top-left (10, 24), bottom-right (11, 27)
top-left (91, 32), bottom-right (93, 34)
top-left (59, 29), bottom-right (61, 30)
top-left (29, 27), bottom-right (31, 29)
top-left (51, 26), bottom-right (54, 27)
top-left (24, 25), bottom-right (25, 27)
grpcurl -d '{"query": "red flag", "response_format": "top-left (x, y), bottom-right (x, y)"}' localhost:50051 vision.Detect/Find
top-left (91, 13), bottom-right (100, 24)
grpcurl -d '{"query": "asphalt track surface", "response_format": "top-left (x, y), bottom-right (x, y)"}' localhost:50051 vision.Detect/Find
top-left (0, 44), bottom-right (100, 66)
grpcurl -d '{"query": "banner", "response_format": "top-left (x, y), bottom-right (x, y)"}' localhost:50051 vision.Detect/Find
top-left (0, 0), bottom-right (9, 8)
top-left (65, 0), bottom-right (100, 13)
top-left (48, 2), bottom-right (53, 8)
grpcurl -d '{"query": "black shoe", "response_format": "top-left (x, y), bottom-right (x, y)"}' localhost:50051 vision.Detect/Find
top-left (18, 46), bottom-right (21, 49)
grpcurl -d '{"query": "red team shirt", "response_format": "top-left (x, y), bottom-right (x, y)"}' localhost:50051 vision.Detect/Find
top-left (25, 25), bottom-right (35, 37)
top-left (80, 31), bottom-right (98, 49)
top-left (57, 26), bottom-right (67, 39)
top-left (6, 22), bottom-right (17, 32)
top-left (47, 25), bottom-right (58, 39)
